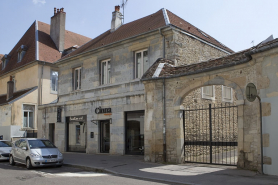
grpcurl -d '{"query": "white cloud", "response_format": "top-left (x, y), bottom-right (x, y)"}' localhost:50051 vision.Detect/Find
top-left (32, 0), bottom-right (46, 5)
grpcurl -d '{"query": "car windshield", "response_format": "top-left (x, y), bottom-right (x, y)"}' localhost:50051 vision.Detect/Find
top-left (0, 141), bottom-right (12, 147)
top-left (28, 140), bottom-right (56, 149)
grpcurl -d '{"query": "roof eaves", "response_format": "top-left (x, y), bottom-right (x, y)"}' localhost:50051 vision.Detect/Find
top-left (55, 25), bottom-right (171, 65)
top-left (0, 60), bottom-right (38, 78)
top-left (8, 86), bottom-right (38, 105)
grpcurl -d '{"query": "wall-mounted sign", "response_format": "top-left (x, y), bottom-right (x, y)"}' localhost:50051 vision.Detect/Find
top-left (246, 83), bottom-right (257, 102)
top-left (69, 115), bottom-right (86, 122)
top-left (57, 107), bottom-right (62, 122)
top-left (95, 106), bottom-right (112, 114)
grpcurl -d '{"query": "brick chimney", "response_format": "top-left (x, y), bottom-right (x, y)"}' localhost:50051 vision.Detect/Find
top-left (6, 76), bottom-right (14, 101)
top-left (50, 7), bottom-right (66, 52)
top-left (111, 5), bottom-right (122, 32)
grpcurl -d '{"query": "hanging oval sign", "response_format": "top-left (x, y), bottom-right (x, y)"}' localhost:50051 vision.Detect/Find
top-left (246, 83), bottom-right (257, 102)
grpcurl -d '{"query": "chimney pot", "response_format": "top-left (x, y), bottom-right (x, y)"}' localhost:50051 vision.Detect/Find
top-left (115, 5), bottom-right (120, 12)
top-left (50, 7), bottom-right (66, 52)
top-left (6, 77), bottom-right (14, 101)
top-left (111, 5), bottom-right (122, 32)
top-left (54, 7), bottom-right (57, 15)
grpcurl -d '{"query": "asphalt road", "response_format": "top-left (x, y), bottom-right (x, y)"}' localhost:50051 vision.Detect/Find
top-left (0, 161), bottom-right (176, 185)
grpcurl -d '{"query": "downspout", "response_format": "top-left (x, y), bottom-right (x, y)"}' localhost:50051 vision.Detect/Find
top-left (10, 104), bottom-right (13, 141)
top-left (44, 108), bottom-right (46, 139)
top-left (253, 95), bottom-right (263, 174)
top-left (40, 62), bottom-right (45, 105)
top-left (159, 28), bottom-right (167, 162)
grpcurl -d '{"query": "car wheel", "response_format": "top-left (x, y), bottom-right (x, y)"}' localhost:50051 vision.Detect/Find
top-left (26, 158), bottom-right (32, 169)
top-left (9, 155), bottom-right (15, 166)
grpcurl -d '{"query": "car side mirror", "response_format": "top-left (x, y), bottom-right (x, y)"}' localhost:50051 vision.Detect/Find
top-left (22, 147), bottom-right (27, 150)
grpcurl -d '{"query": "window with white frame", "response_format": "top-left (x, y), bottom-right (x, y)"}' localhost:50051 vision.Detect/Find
top-left (51, 70), bottom-right (58, 93)
top-left (74, 67), bottom-right (81, 90)
top-left (1, 59), bottom-right (7, 70)
top-left (23, 104), bottom-right (35, 128)
top-left (135, 49), bottom-right (148, 78)
top-left (222, 86), bottom-right (233, 102)
top-left (17, 50), bottom-right (26, 63)
top-left (201, 86), bottom-right (215, 100)
top-left (17, 45), bottom-right (27, 63)
top-left (101, 59), bottom-right (111, 85)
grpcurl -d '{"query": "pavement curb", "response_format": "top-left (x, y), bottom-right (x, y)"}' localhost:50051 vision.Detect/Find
top-left (64, 163), bottom-right (195, 185)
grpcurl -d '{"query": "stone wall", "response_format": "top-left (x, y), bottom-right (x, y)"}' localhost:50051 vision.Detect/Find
top-left (143, 47), bottom-right (278, 174)
top-left (165, 30), bottom-right (228, 66)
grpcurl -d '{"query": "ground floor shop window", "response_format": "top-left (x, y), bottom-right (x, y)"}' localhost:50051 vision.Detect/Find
top-left (23, 104), bottom-right (35, 128)
top-left (68, 122), bottom-right (86, 153)
top-left (125, 111), bottom-right (144, 155)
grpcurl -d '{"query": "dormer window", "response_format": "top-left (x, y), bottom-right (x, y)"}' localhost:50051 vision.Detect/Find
top-left (17, 45), bottom-right (27, 63)
top-left (1, 54), bottom-right (10, 70)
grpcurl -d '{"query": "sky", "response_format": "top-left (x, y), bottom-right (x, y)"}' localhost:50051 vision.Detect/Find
top-left (0, 0), bottom-right (278, 54)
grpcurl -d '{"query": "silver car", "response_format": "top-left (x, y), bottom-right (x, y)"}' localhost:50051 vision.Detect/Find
top-left (0, 140), bottom-right (12, 161)
top-left (9, 138), bottom-right (63, 169)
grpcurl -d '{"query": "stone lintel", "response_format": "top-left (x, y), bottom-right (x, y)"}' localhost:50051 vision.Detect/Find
top-left (174, 105), bottom-right (185, 111)
top-left (236, 100), bottom-right (245, 105)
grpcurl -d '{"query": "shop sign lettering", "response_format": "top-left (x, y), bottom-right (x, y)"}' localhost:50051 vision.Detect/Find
top-left (70, 115), bottom-right (86, 122)
top-left (95, 107), bottom-right (112, 114)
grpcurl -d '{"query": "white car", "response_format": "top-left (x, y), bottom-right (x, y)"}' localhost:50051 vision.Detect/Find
top-left (0, 140), bottom-right (12, 161)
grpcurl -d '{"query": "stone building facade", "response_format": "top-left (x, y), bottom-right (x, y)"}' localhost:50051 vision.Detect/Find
top-left (142, 39), bottom-right (278, 175)
top-left (37, 7), bottom-right (232, 157)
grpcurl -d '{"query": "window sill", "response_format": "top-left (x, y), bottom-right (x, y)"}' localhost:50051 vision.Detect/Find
top-left (50, 91), bottom-right (58, 95)
top-left (201, 96), bottom-right (215, 101)
top-left (222, 99), bottom-right (233, 103)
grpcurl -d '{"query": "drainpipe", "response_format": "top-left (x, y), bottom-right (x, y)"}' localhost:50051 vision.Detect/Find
top-left (44, 108), bottom-right (46, 139)
top-left (253, 95), bottom-right (263, 174)
top-left (40, 62), bottom-right (45, 105)
top-left (159, 28), bottom-right (167, 162)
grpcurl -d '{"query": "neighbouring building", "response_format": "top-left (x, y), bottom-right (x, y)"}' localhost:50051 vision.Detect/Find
top-left (0, 8), bottom-right (91, 141)
top-left (37, 6), bottom-right (233, 158)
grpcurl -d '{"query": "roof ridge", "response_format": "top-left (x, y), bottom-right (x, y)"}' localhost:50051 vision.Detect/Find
top-left (37, 20), bottom-right (91, 40)
top-left (166, 9), bottom-right (233, 53)
top-left (162, 8), bottom-right (170, 25)
top-left (35, 20), bottom-right (39, 60)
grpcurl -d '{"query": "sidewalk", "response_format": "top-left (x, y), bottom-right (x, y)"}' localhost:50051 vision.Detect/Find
top-left (63, 152), bottom-right (278, 185)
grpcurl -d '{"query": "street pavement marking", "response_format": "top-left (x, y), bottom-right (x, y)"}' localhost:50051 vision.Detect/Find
top-left (140, 165), bottom-right (224, 176)
top-left (1, 163), bottom-right (108, 178)
top-left (49, 172), bottom-right (109, 177)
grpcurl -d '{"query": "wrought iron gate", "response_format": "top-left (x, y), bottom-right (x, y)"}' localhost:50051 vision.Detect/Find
top-left (183, 103), bottom-right (238, 166)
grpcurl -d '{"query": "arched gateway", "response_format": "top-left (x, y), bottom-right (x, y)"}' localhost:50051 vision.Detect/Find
top-left (141, 39), bottom-right (278, 173)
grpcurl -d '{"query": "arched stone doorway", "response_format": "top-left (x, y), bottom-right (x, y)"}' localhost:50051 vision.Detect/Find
top-left (175, 77), bottom-right (244, 166)
top-left (181, 84), bottom-right (239, 165)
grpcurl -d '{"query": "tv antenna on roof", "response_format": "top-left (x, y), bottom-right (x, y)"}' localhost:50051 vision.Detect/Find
top-left (121, 0), bottom-right (128, 24)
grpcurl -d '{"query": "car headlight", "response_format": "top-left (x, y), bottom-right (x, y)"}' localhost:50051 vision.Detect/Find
top-left (30, 153), bottom-right (40, 158)
top-left (59, 152), bottom-right (63, 157)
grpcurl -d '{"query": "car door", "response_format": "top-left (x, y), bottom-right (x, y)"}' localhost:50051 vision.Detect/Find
top-left (17, 140), bottom-right (28, 164)
top-left (13, 140), bottom-right (22, 162)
